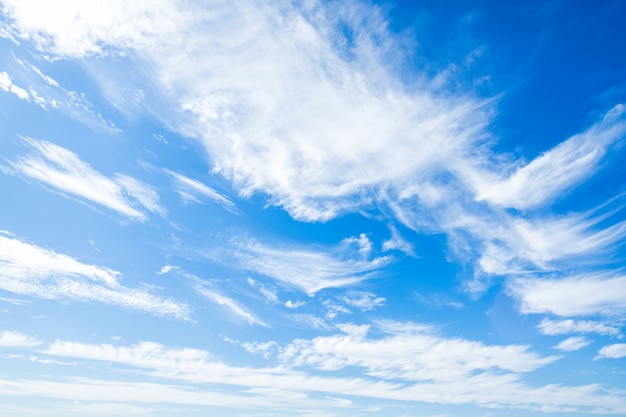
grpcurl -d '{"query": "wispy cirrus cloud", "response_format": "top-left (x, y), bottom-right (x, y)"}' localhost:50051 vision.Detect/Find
top-left (507, 272), bottom-right (626, 316)
top-left (1, 54), bottom-right (119, 129)
top-left (0, 233), bottom-right (190, 319)
top-left (0, 330), bottom-right (42, 347)
top-left (553, 337), bottom-right (592, 352)
top-left (0, 70), bottom-right (31, 101)
top-left (33, 324), bottom-right (626, 414)
top-left (537, 318), bottom-right (622, 337)
top-left (233, 235), bottom-right (391, 295)
top-left (191, 279), bottom-right (267, 327)
top-left (164, 169), bottom-right (237, 213)
top-left (3, 0), bottom-right (625, 296)
top-left (3, 136), bottom-right (163, 221)
top-left (340, 291), bottom-right (385, 311)
top-left (475, 105), bottom-right (626, 209)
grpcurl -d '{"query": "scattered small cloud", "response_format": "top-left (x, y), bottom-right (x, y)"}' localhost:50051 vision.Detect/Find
top-left (537, 319), bottom-right (622, 337)
top-left (0, 234), bottom-right (190, 319)
top-left (554, 337), bottom-right (592, 352)
top-left (164, 169), bottom-right (238, 213)
top-left (0, 330), bottom-right (42, 347)
top-left (190, 277), bottom-right (267, 327)
top-left (507, 272), bottom-right (626, 316)
top-left (284, 300), bottom-right (305, 309)
top-left (341, 291), bottom-right (385, 311)
top-left (4, 137), bottom-right (163, 221)
top-left (233, 237), bottom-right (391, 295)
top-left (156, 265), bottom-right (178, 275)
top-left (596, 343), bottom-right (626, 359)
top-left (0, 71), bottom-right (31, 102)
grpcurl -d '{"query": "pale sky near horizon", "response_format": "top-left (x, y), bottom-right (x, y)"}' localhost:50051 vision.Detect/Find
top-left (1, 1), bottom-right (626, 416)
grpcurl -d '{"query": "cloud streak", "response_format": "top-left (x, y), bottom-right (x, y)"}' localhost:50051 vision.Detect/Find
top-left (0, 330), bottom-right (42, 347)
top-left (164, 169), bottom-right (237, 213)
top-left (0, 233), bottom-right (190, 319)
top-left (233, 236), bottom-right (390, 295)
top-left (475, 105), bottom-right (626, 209)
top-left (4, 136), bottom-right (163, 221)
top-left (33, 326), bottom-right (626, 414)
top-left (508, 272), bottom-right (626, 316)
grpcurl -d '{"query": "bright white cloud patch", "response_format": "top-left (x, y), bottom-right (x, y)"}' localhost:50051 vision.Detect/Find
top-left (5, 137), bottom-right (162, 221)
top-left (0, 330), bottom-right (42, 347)
top-left (1, 0), bottom-right (626, 416)
top-left (341, 291), bottom-right (385, 311)
top-left (164, 169), bottom-right (237, 212)
top-left (508, 273), bottom-right (626, 316)
top-left (193, 285), bottom-right (267, 327)
top-left (0, 70), bottom-right (30, 100)
top-left (538, 319), bottom-right (622, 337)
top-left (554, 337), bottom-right (591, 352)
top-left (0, 234), bottom-right (189, 319)
top-left (234, 239), bottom-right (391, 295)
top-left (475, 105), bottom-right (626, 209)
top-left (34, 329), bottom-right (626, 413)
top-left (596, 343), bottom-right (626, 359)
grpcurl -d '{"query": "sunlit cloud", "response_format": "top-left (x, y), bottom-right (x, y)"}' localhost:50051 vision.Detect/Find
top-left (0, 330), bottom-right (42, 347)
top-left (596, 343), bottom-right (626, 359)
top-left (164, 169), bottom-right (237, 213)
top-left (475, 105), bottom-right (626, 209)
top-left (233, 237), bottom-right (391, 295)
top-left (0, 70), bottom-right (31, 101)
top-left (0, 233), bottom-right (190, 319)
top-left (537, 318), bottom-right (622, 337)
top-left (508, 272), bottom-right (626, 316)
top-left (553, 337), bottom-right (592, 352)
top-left (4, 137), bottom-right (163, 221)
top-left (34, 328), bottom-right (626, 413)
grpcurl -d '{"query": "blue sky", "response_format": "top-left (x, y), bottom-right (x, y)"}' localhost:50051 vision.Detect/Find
top-left (1, 0), bottom-right (626, 416)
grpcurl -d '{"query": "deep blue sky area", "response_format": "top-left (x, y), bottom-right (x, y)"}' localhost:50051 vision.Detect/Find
top-left (1, 1), bottom-right (626, 416)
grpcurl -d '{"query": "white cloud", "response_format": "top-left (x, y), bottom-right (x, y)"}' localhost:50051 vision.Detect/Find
top-left (1, 0), bottom-right (491, 221)
top-left (508, 272), bottom-right (626, 316)
top-left (0, 330), bottom-right (42, 347)
top-left (596, 343), bottom-right (626, 359)
top-left (34, 328), bottom-right (626, 413)
top-left (3, 0), bottom-right (625, 291)
top-left (537, 319), bottom-right (622, 337)
top-left (278, 322), bottom-right (557, 379)
top-left (284, 300), bottom-right (305, 309)
top-left (164, 169), bottom-right (237, 213)
top-left (0, 0), bottom-right (185, 59)
top-left (233, 238), bottom-right (391, 295)
top-left (0, 234), bottom-right (190, 319)
top-left (156, 265), bottom-right (178, 275)
top-left (475, 105), bottom-right (626, 209)
top-left (191, 278), bottom-right (267, 327)
top-left (5, 136), bottom-right (163, 221)
top-left (0, 70), bottom-right (30, 100)
top-left (554, 337), bottom-right (592, 352)
top-left (341, 291), bottom-right (385, 311)
top-left (10, 55), bottom-right (118, 129)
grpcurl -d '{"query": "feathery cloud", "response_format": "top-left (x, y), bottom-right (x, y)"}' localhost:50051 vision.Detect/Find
top-left (596, 343), bottom-right (626, 359)
top-left (4, 137), bottom-right (163, 221)
top-left (508, 272), bottom-right (626, 316)
top-left (0, 234), bottom-right (190, 319)
top-left (554, 337), bottom-right (592, 352)
top-left (0, 330), bottom-right (42, 347)
top-left (537, 319), bottom-right (622, 337)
